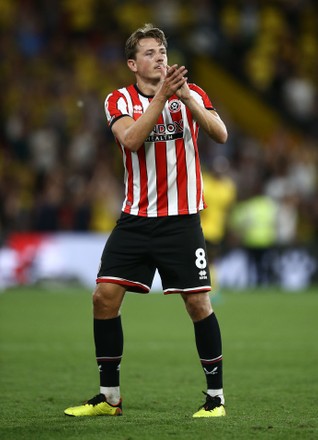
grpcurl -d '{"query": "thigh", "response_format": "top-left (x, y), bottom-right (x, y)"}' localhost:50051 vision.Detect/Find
top-left (97, 213), bottom-right (156, 293)
top-left (153, 214), bottom-right (211, 294)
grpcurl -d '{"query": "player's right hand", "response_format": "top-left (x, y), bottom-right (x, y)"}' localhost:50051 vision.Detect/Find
top-left (159, 64), bottom-right (188, 98)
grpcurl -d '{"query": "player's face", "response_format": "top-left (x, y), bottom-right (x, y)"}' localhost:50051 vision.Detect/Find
top-left (128, 38), bottom-right (168, 81)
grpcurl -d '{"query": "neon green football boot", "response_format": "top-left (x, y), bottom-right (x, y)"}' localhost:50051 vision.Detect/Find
top-left (64, 393), bottom-right (122, 417)
top-left (193, 393), bottom-right (226, 418)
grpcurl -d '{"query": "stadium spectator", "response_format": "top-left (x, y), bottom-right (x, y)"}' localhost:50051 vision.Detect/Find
top-left (229, 182), bottom-right (278, 286)
top-left (200, 155), bottom-right (237, 263)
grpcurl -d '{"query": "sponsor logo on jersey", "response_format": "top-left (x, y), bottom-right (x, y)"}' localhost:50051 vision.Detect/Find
top-left (199, 270), bottom-right (208, 280)
top-left (145, 120), bottom-right (184, 143)
top-left (145, 132), bottom-right (184, 142)
top-left (133, 105), bottom-right (143, 114)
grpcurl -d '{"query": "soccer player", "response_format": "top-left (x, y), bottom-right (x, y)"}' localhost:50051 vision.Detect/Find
top-left (64, 23), bottom-right (228, 418)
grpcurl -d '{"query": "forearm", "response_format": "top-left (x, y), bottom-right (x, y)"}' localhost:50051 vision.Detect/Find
top-left (121, 95), bottom-right (167, 152)
top-left (181, 96), bottom-right (228, 144)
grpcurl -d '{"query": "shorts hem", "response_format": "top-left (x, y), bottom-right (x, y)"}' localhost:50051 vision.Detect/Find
top-left (163, 286), bottom-right (211, 295)
top-left (96, 276), bottom-right (150, 293)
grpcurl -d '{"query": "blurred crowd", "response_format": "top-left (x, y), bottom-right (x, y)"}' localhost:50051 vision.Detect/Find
top-left (0, 0), bottom-right (317, 265)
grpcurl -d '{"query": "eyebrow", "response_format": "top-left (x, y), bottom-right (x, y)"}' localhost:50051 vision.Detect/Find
top-left (144, 47), bottom-right (166, 54)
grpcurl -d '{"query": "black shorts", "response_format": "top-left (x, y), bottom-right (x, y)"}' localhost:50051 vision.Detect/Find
top-left (96, 213), bottom-right (211, 294)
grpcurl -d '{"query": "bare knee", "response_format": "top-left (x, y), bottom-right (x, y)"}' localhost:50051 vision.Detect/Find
top-left (93, 283), bottom-right (125, 319)
top-left (181, 292), bottom-right (213, 322)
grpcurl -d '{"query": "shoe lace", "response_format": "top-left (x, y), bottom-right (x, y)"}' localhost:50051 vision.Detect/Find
top-left (198, 392), bottom-right (222, 411)
top-left (86, 394), bottom-right (106, 406)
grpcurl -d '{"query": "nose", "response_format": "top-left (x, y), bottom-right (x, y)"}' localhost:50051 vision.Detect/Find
top-left (156, 52), bottom-right (165, 63)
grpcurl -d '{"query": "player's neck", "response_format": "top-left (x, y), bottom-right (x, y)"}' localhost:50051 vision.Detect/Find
top-left (136, 77), bottom-right (160, 97)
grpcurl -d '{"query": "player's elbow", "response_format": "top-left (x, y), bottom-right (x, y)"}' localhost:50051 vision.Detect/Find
top-left (121, 129), bottom-right (143, 152)
top-left (123, 140), bottom-right (141, 152)
top-left (217, 128), bottom-right (228, 144)
top-left (119, 131), bottom-right (141, 152)
top-left (212, 126), bottom-right (228, 144)
top-left (113, 118), bottom-right (142, 152)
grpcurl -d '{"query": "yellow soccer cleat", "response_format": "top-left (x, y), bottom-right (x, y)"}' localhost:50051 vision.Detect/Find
top-left (64, 393), bottom-right (122, 417)
top-left (193, 393), bottom-right (226, 418)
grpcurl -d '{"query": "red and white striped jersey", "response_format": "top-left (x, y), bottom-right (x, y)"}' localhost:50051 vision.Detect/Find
top-left (104, 83), bottom-right (214, 217)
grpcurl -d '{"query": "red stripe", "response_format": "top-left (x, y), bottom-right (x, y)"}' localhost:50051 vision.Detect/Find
top-left (123, 150), bottom-right (133, 214)
top-left (155, 143), bottom-right (168, 216)
top-left (155, 114), bottom-right (168, 216)
top-left (127, 84), bottom-right (140, 107)
top-left (169, 101), bottom-right (188, 214)
top-left (185, 107), bottom-right (203, 209)
top-left (97, 357), bottom-right (122, 362)
top-left (194, 136), bottom-right (202, 209)
top-left (106, 89), bottom-right (128, 123)
top-left (175, 138), bottom-right (188, 213)
top-left (127, 85), bottom-right (144, 123)
top-left (125, 85), bottom-right (147, 215)
top-left (137, 147), bottom-right (148, 215)
top-left (201, 357), bottom-right (223, 365)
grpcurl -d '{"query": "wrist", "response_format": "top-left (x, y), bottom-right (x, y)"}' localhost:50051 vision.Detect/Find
top-left (153, 92), bottom-right (168, 104)
top-left (179, 95), bottom-right (192, 106)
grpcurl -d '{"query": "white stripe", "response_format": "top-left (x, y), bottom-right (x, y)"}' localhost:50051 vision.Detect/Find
top-left (145, 143), bottom-right (157, 215)
top-left (198, 173), bottom-right (205, 210)
top-left (164, 285), bottom-right (211, 294)
top-left (119, 90), bottom-right (141, 214)
top-left (121, 148), bottom-right (129, 211)
top-left (200, 355), bottom-right (223, 362)
top-left (116, 95), bottom-right (129, 114)
top-left (97, 276), bottom-right (151, 292)
top-left (97, 356), bottom-right (122, 360)
top-left (185, 135), bottom-right (197, 213)
top-left (166, 140), bottom-right (178, 215)
top-left (104, 95), bottom-right (111, 120)
top-left (118, 87), bottom-right (134, 115)
top-left (162, 110), bottom-right (178, 216)
top-left (191, 88), bottom-right (205, 106)
top-left (129, 152), bottom-right (141, 215)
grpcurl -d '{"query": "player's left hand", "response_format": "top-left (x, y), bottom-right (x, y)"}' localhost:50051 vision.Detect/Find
top-left (166, 65), bottom-right (190, 101)
top-left (175, 79), bottom-right (191, 100)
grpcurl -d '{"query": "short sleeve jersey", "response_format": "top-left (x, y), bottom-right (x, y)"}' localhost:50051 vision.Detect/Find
top-left (104, 83), bottom-right (214, 217)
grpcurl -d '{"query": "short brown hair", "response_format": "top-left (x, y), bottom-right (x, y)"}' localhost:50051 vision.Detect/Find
top-left (125, 23), bottom-right (168, 60)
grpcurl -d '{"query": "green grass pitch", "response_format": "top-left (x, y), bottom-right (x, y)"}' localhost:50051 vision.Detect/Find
top-left (1, 285), bottom-right (318, 440)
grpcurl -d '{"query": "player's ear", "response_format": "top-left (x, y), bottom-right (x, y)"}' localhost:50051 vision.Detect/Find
top-left (127, 59), bottom-right (137, 73)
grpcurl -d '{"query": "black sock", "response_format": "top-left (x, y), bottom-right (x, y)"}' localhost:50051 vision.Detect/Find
top-left (194, 312), bottom-right (223, 390)
top-left (94, 316), bottom-right (123, 387)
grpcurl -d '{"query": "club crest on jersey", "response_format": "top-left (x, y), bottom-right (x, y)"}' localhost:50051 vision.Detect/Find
top-left (169, 99), bottom-right (181, 113)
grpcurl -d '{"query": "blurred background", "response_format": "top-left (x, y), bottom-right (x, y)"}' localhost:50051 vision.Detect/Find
top-left (0, 0), bottom-right (317, 290)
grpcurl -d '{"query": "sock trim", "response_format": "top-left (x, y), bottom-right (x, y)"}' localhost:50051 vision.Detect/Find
top-left (200, 355), bottom-right (223, 364)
